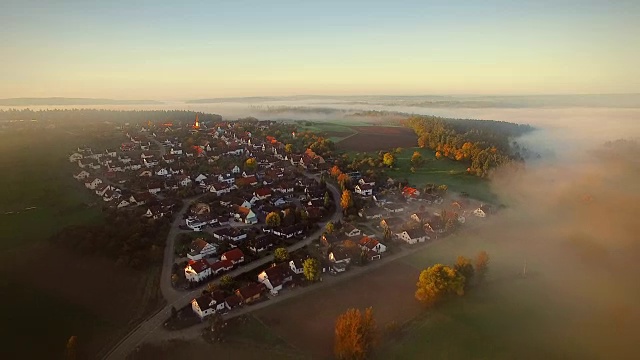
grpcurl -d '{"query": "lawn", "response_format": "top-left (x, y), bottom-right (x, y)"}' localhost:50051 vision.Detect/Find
top-left (389, 147), bottom-right (497, 203)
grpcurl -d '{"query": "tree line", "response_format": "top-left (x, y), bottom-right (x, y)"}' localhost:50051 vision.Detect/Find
top-left (405, 115), bottom-right (533, 177)
top-left (50, 210), bottom-right (170, 269)
top-left (0, 109), bottom-right (222, 124)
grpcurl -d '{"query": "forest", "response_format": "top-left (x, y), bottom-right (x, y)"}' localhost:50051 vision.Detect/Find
top-left (405, 115), bottom-right (534, 177)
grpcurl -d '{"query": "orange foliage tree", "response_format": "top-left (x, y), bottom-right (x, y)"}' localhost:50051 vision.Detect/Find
top-left (334, 307), bottom-right (377, 360)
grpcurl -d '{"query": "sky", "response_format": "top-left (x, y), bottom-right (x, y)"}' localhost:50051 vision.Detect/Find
top-left (1, 0), bottom-right (639, 99)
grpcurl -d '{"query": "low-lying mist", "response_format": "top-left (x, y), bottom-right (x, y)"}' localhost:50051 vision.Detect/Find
top-left (461, 137), bottom-right (640, 358)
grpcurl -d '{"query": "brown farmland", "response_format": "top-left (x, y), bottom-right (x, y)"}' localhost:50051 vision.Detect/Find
top-left (255, 261), bottom-right (422, 359)
top-left (337, 126), bottom-right (416, 151)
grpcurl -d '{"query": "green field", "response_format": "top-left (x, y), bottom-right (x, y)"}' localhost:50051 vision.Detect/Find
top-left (0, 130), bottom-right (107, 251)
top-left (389, 147), bottom-right (497, 203)
top-left (296, 121), bottom-right (358, 142)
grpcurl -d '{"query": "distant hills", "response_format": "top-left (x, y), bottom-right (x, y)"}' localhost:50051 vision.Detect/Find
top-left (0, 97), bottom-right (163, 106)
top-left (186, 94), bottom-right (640, 108)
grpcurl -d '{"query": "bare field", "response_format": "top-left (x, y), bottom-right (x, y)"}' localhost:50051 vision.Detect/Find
top-left (255, 261), bottom-right (422, 359)
top-left (337, 126), bottom-right (416, 152)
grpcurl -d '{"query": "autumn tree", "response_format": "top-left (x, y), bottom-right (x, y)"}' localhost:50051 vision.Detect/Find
top-left (454, 256), bottom-right (475, 289)
top-left (245, 157), bottom-right (256, 169)
top-left (340, 190), bottom-right (353, 214)
top-left (65, 336), bottom-right (77, 360)
top-left (410, 151), bottom-right (423, 167)
top-left (274, 247), bottom-right (289, 262)
top-left (324, 191), bottom-right (331, 208)
top-left (325, 221), bottom-right (335, 233)
top-left (303, 257), bottom-right (321, 282)
top-left (337, 173), bottom-right (351, 190)
top-left (334, 307), bottom-right (377, 360)
top-left (475, 251), bottom-right (490, 282)
top-left (382, 152), bottom-right (395, 167)
top-left (285, 143), bottom-right (294, 153)
top-left (266, 211), bottom-right (281, 227)
top-left (220, 275), bottom-right (235, 290)
top-left (415, 264), bottom-right (466, 307)
top-left (331, 165), bottom-right (342, 178)
top-left (383, 226), bottom-right (392, 241)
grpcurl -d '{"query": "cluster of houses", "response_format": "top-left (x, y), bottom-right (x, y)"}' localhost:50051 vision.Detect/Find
top-left (69, 119), bottom-right (333, 223)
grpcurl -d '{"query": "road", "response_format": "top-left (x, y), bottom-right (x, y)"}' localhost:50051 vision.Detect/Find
top-left (104, 173), bottom-right (342, 359)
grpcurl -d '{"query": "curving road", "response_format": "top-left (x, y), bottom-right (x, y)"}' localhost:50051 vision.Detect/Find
top-left (103, 173), bottom-right (341, 359)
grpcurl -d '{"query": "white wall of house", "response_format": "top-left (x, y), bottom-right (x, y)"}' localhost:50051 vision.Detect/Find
top-left (184, 266), bottom-right (212, 282)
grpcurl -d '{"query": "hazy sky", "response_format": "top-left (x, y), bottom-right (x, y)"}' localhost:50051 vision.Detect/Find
top-left (1, 0), bottom-right (639, 99)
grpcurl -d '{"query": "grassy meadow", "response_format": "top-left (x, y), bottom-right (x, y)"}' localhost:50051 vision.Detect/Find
top-left (0, 129), bottom-right (105, 251)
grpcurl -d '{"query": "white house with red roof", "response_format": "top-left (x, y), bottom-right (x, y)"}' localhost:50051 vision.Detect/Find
top-left (184, 259), bottom-right (212, 282)
top-left (191, 291), bottom-right (226, 318)
top-left (221, 248), bottom-right (245, 265)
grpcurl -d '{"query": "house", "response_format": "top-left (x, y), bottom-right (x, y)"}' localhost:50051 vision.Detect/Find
top-left (69, 152), bottom-right (84, 162)
top-left (177, 175), bottom-right (192, 187)
top-left (144, 206), bottom-right (166, 219)
top-left (184, 259), bottom-right (212, 282)
top-left (396, 228), bottom-right (430, 244)
top-left (187, 238), bottom-right (218, 261)
top-left (116, 199), bottom-right (130, 208)
top-left (373, 194), bottom-right (390, 207)
top-left (84, 178), bottom-right (103, 190)
top-left (253, 187), bottom-right (272, 200)
top-left (402, 186), bottom-right (421, 199)
top-left (257, 263), bottom-right (293, 293)
top-left (230, 165), bottom-right (241, 174)
top-left (359, 177), bottom-right (375, 187)
top-left (217, 173), bottom-right (235, 185)
top-left (358, 207), bottom-right (383, 220)
top-left (329, 249), bottom-right (351, 264)
top-left (358, 236), bottom-right (387, 254)
top-left (235, 206), bottom-right (258, 224)
top-left (213, 228), bottom-right (247, 243)
top-left (354, 183), bottom-right (373, 196)
top-left (273, 223), bottom-right (305, 239)
top-left (138, 169), bottom-right (153, 177)
top-left (235, 283), bottom-right (266, 304)
top-left (224, 294), bottom-right (242, 310)
top-left (221, 248), bottom-right (245, 265)
top-left (170, 148), bottom-right (183, 155)
top-left (236, 176), bottom-right (258, 187)
top-left (474, 205), bottom-right (491, 218)
top-left (156, 168), bottom-right (169, 177)
top-left (249, 234), bottom-right (277, 253)
top-left (104, 149), bottom-right (117, 158)
top-left (343, 223), bottom-right (362, 238)
top-left (74, 170), bottom-right (91, 180)
top-left (209, 259), bottom-right (234, 275)
top-left (194, 174), bottom-right (208, 183)
top-left (191, 291), bottom-right (226, 318)
top-left (147, 182), bottom-right (163, 195)
top-left (289, 258), bottom-right (305, 275)
top-left (207, 182), bottom-right (232, 196)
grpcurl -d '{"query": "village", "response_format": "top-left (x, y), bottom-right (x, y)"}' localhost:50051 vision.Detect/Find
top-left (68, 115), bottom-right (493, 335)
